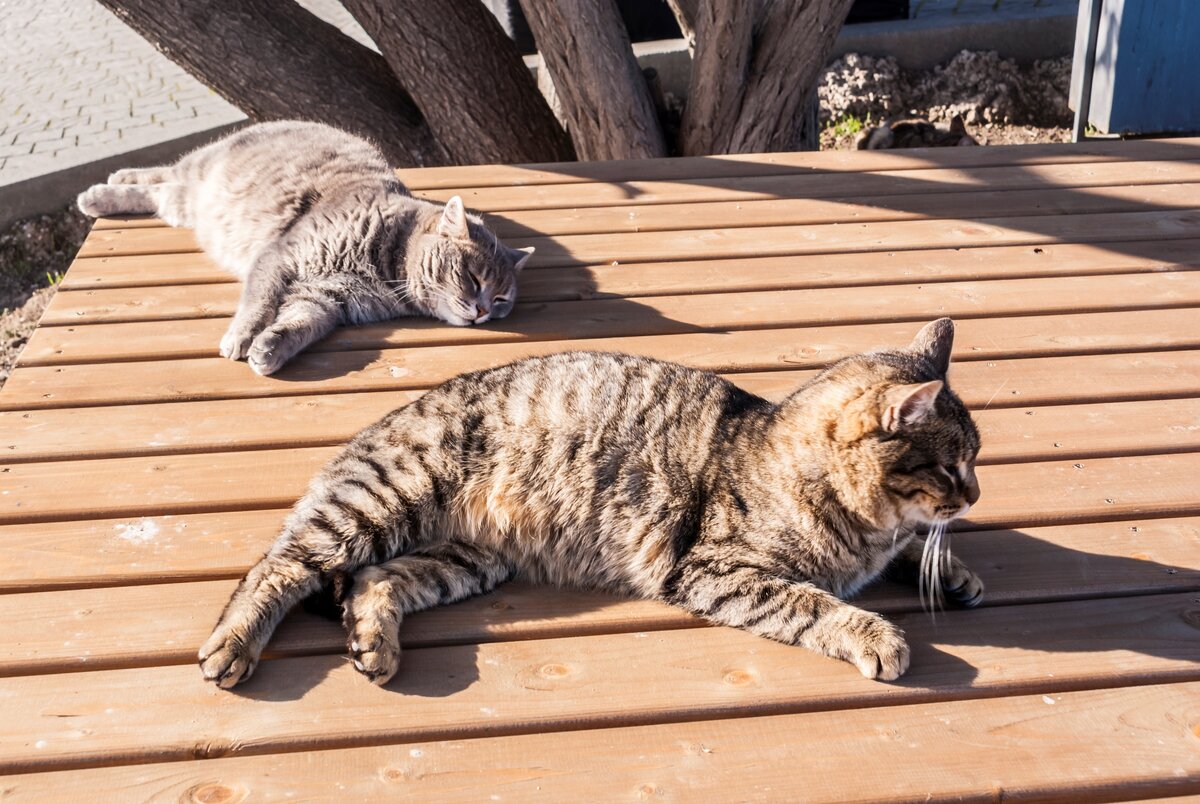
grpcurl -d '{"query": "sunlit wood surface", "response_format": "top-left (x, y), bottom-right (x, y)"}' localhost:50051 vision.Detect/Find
top-left (2, 139), bottom-right (1199, 801)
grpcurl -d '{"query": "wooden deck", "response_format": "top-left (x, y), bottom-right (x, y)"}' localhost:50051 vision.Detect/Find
top-left (2, 139), bottom-right (1200, 800)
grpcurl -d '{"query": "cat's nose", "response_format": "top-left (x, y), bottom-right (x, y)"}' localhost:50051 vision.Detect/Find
top-left (473, 304), bottom-right (488, 319)
top-left (965, 479), bottom-right (981, 505)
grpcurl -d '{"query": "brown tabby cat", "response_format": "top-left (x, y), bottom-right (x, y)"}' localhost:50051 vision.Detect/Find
top-left (200, 319), bottom-right (983, 689)
top-left (858, 114), bottom-right (978, 150)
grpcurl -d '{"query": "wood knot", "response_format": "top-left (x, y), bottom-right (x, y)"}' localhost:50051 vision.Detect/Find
top-left (721, 669), bottom-right (756, 687)
top-left (637, 783), bottom-right (662, 799)
top-left (186, 783), bottom-right (245, 804)
top-left (381, 767), bottom-right (408, 783)
top-left (538, 663), bottom-right (570, 679)
top-left (1182, 608), bottom-right (1200, 630)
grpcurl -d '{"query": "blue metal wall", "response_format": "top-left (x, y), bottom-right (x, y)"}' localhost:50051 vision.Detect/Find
top-left (1070, 0), bottom-right (1200, 135)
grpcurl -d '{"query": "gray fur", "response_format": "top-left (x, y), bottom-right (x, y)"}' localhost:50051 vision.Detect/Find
top-left (201, 319), bottom-right (983, 688)
top-left (78, 121), bottom-right (533, 375)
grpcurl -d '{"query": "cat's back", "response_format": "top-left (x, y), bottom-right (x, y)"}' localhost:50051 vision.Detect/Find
top-left (180, 121), bottom-right (401, 275)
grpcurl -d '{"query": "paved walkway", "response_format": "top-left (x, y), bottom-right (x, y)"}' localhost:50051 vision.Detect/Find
top-left (0, 0), bottom-right (368, 187)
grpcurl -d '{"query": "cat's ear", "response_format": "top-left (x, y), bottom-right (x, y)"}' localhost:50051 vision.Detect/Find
top-left (881, 380), bottom-right (943, 431)
top-left (949, 114), bottom-right (967, 135)
top-left (511, 246), bottom-right (535, 271)
top-left (438, 196), bottom-right (469, 239)
top-left (908, 317), bottom-right (954, 375)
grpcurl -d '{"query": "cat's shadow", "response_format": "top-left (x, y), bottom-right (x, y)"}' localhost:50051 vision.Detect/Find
top-left (230, 524), bottom-right (1198, 703)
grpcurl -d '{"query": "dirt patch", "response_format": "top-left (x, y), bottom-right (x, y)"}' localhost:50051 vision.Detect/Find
top-left (0, 206), bottom-right (89, 388)
top-left (819, 50), bottom-right (1074, 150)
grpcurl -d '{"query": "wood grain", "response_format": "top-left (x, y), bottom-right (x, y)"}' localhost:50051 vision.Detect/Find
top-left (5, 682), bottom-right (1198, 801)
top-left (3, 516), bottom-right (1196, 674)
top-left (2, 593), bottom-right (1197, 774)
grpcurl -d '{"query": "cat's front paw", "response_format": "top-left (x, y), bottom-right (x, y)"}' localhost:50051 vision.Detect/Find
top-left (840, 611), bottom-right (910, 681)
top-left (219, 325), bottom-right (255, 361)
top-left (77, 185), bottom-right (121, 218)
top-left (946, 569), bottom-right (984, 608)
top-left (198, 625), bottom-right (260, 689)
top-left (247, 330), bottom-right (288, 376)
top-left (349, 630), bottom-right (401, 686)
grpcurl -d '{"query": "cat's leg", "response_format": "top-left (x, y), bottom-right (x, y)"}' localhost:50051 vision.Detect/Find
top-left (246, 287), bottom-right (341, 376)
top-left (887, 537), bottom-right (984, 608)
top-left (199, 436), bottom-right (445, 688)
top-left (220, 251), bottom-right (292, 362)
top-left (664, 559), bottom-right (910, 680)
top-left (343, 541), bottom-right (516, 685)
top-left (108, 166), bottom-right (174, 184)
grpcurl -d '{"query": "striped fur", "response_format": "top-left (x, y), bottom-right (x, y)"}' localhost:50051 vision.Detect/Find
top-left (200, 319), bottom-right (983, 688)
top-left (858, 115), bottom-right (978, 150)
top-left (77, 121), bottom-right (532, 375)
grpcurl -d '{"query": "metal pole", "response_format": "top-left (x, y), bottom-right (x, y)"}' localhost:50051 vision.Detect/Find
top-left (1073, 0), bottom-right (1105, 142)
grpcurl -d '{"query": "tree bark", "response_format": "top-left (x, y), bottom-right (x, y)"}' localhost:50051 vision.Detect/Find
top-left (94, 0), bottom-right (446, 166)
top-left (681, 0), bottom-right (855, 155)
top-left (341, 0), bottom-right (574, 165)
top-left (517, 0), bottom-right (667, 160)
top-left (678, 0), bottom-right (754, 155)
top-left (728, 0), bottom-right (854, 152)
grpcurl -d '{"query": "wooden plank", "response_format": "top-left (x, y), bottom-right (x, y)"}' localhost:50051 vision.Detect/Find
top-left (390, 136), bottom-right (1200, 188)
top-left (82, 141), bottom-right (1196, 224)
top-left (5, 310), bottom-right (1199, 410)
top-left (413, 159), bottom-right (1200, 212)
top-left (31, 271), bottom-right (1200, 363)
top-left (73, 206), bottom-right (1200, 263)
top-left (3, 516), bottom-right (1197, 674)
top-left (1, 378), bottom-right (1197, 466)
top-left (1, 593), bottom-right (1197, 774)
top-left (5, 682), bottom-right (1198, 801)
top-left (55, 236), bottom-right (1200, 296)
top-left (1, 437), bottom-right (1196, 527)
top-left (85, 177), bottom-right (1200, 241)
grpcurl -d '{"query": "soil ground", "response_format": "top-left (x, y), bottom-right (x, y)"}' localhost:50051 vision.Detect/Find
top-left (0, 49), bottom-right (1078, 389)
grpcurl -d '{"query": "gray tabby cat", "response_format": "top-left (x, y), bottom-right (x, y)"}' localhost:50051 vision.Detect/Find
top-left (77, 121), bottom-right (533, 375)
top-left (201, 319), bottom-right (983, 689)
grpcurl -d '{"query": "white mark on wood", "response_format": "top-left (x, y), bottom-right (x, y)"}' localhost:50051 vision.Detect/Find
top-left (34, 740), bottom-right (47, 749)
top-left (409, 748), bottom-right (423, 758)
top-left (1042, 695), bottom-right (1057, 705)
top-left (388, 366), bottom-right (411, 378)
top-left (114, 518), bottom-right (159, 544)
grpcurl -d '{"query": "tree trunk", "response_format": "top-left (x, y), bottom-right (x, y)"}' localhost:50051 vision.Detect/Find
top-left (517, 0), bottom-right (667, 160)
top-left (94, 0), bottom-right (446, 166)
top-left (678, 0), bottom-right (754, 155)
top-left (680, 0), bottom-right (855, 155)
top-left (728, 0), bottom-right (855, 153)
top-left (341, 0), bottom-right (574, 165)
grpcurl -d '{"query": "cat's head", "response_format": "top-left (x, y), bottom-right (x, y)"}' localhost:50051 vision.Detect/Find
top-left (410, 196), bottom-right (533, 327)
top-left (806, 319), bottom-right (981, 528)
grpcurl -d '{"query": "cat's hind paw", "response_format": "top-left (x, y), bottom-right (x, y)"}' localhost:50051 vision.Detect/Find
top-left (76, 184), bottom-right (155, 218)
top-left (198, 628), bottom-right (259, 689)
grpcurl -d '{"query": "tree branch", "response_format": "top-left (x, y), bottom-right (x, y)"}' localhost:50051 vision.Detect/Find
top-left (517, 0), bottom-right (667, 160)
top-left (341, 0), bottom-right (574, 165)
top-left (95, 0), bottom-right (446, 166)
